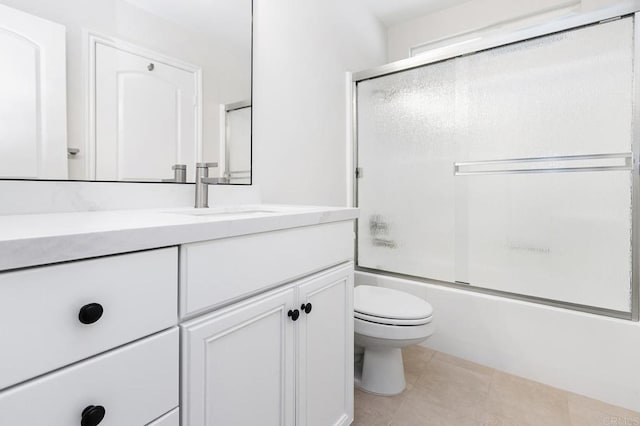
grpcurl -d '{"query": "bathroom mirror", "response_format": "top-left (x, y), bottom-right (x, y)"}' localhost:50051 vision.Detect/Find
top-left (0, 0), bottom-right (252, 184)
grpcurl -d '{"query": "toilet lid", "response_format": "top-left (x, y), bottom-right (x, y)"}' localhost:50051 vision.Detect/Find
top-left (354, 285), bottom-right (433, 321)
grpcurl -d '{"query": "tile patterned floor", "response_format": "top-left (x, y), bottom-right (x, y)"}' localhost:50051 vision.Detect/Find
top-left (354, 346), bottom-right (640, 426)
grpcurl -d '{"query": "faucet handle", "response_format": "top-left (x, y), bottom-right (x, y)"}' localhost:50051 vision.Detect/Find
top-left (196, 162), bottom-right (218, 169)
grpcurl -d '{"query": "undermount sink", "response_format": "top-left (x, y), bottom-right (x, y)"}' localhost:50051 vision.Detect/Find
top-left (164, 206), bottom-right (284, 217)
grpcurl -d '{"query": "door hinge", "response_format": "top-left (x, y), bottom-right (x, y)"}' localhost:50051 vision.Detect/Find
top-left (355, 167), bottom-right (363, 179)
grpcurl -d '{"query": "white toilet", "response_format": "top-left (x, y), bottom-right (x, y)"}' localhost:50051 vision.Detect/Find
top-left (354, 285), bottom-right (434, 396)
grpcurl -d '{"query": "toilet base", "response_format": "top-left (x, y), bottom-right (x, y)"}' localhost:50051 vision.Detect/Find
top-left (356, 346), bottom-right (406, 396)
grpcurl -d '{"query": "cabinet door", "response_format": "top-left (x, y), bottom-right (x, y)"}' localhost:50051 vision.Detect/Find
top-left (297, 263), bottom-right (354, 426)
top-left (181, 288), bottom-right (296, 426)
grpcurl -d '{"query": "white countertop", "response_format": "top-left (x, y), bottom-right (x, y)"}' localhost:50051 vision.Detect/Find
top-left (0, 205), bottom-right (358, 271)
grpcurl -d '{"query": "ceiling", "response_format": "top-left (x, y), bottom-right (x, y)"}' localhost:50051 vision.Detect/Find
top-left (360, 0), bottom-right (471, 27)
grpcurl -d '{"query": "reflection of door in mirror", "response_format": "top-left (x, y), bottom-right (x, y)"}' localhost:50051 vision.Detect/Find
top-left (0, 0), bottom-right (252, 183)
top-left (0, 4), bottom-right (67, 179)
top-left (220, 102), bottom-right (251, 184)
top-left (94, 40), bottom-right (200, 182)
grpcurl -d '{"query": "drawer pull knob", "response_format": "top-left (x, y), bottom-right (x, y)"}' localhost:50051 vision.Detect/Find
top-left (288, 309), bottom-right (300, 321)
top-left (81, 405), bottom-right (106, 426)
top-left (78, 303), bottom-right (104, 325)
top-left (301, 303), bottom-right (313, 314)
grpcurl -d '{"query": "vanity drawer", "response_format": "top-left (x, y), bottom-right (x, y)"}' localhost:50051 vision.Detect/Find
top-left (0, 328), bottom-right (179, 426)
top-left (180, 221), bottom-right (354, 316)
top-left (0, 247), bottom-right (178, 390)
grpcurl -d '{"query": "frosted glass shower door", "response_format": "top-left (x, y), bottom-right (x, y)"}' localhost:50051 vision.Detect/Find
top-left (356, 16), bottom-right (635, 313)
top-left (454, 17), bottom-right (634, 312)
top-left (357, 60), bottom-right (457, 282)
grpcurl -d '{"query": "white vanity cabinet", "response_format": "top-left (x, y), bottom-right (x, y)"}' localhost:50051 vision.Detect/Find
top-left (181, 263), bottom-right (354, 426)
top-left (0, 209), bottom-right (357, 426)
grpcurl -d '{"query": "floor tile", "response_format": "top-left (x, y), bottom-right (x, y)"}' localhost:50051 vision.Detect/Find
top-left (353, 347), bottom-right (640, 426)
top-left (567, 393), bottom-right (640, 426)
top-left (412, 350), bottom-right (494, 416)
top-left (431, 351), bottom-right (494, 376)
top-left (402, 345), bottom-right (435, 386)
top-left (486, 371), bottom-right (571, 426)
top-left (482, 413), bottom-right (528, 426)
top-left (391, 389), bottom-right (486, 426)
top-left (353, 388), bottom-right (405, 426)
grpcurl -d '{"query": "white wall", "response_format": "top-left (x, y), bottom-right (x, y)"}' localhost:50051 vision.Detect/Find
top-left (387, 0), bottom-right (633, 61)
top-left (252, 0), bottom-right (387, 206)
top-left (0, 0), bottom-right (250, 179)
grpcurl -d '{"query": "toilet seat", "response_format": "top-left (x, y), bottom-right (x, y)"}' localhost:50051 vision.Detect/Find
top-left (354, 285), bottom-right (433, 325)
top-left (354, 310), bottom-right (432, 326)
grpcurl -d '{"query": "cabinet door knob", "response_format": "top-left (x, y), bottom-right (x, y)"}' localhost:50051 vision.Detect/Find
top-left (301, 303), bottom-right (312, 314)
top-left (78, 303), bottom-right (104, 325)
top-left (81, 405), bottom-right (106, 426)
top-left (288, 309), bottom-right (300, 321)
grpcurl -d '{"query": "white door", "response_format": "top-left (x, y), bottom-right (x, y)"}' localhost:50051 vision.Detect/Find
top-left (0, 4), bottom-right (67, 179)
top-left (297, 264), bottom-right (354, 426)
top-left (181, 288), bottom-right (296, 426)
top-left (95, 43), bottom-right (198, 182)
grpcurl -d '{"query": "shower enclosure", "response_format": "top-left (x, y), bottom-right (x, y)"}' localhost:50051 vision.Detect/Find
top-left (353, 7), bottom-right (640, 320)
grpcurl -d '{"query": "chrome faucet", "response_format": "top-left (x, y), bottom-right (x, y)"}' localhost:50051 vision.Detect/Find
top-left (162, 164), bottom-right (187, 183)
top-left (195, 162), bottom-right (229, 208)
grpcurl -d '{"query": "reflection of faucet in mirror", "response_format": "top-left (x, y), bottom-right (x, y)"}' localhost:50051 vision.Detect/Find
top-left (195, 162), bottom-right (230, 208)
top-left (162, 164), bottom-right (187, 183)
